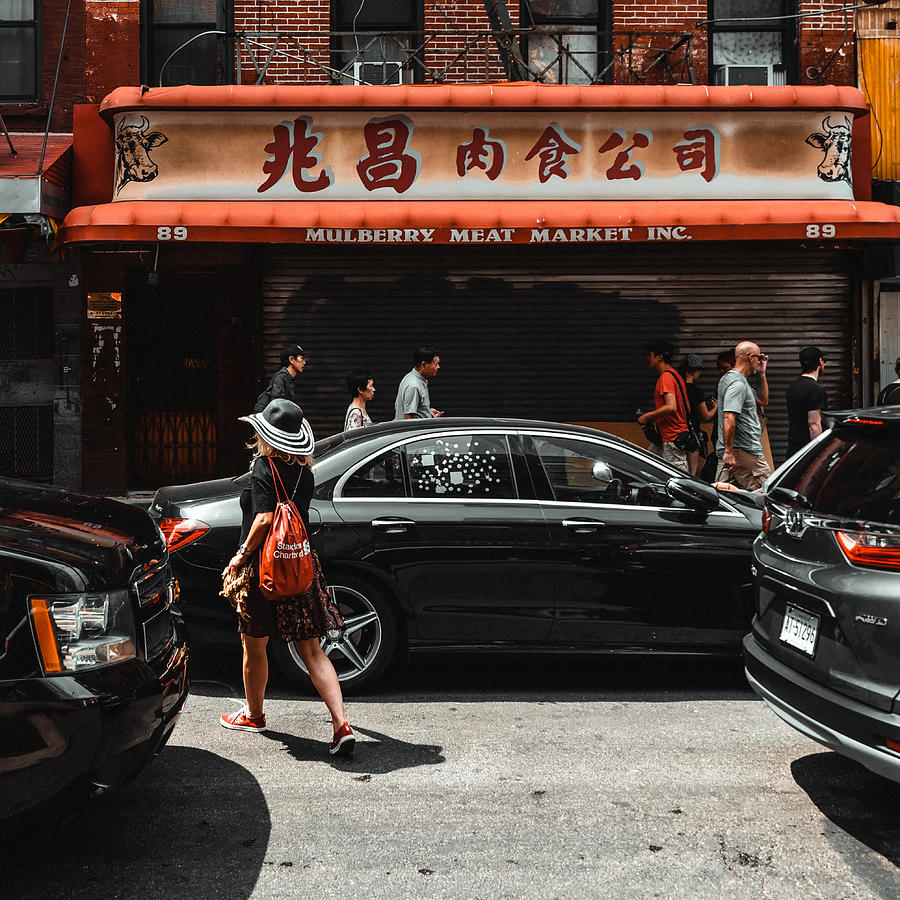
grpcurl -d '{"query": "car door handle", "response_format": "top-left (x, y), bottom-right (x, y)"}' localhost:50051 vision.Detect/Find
top-left (371, 517), bottom-right (416, 533)
top-left (561, 518), bottom-right (606, 533)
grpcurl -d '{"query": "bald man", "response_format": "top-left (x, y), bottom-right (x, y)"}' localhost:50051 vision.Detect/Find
top-left (715, 340), bottom-right (771, 491)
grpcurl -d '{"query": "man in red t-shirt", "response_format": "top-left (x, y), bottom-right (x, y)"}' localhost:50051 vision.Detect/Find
top-left (636, 339), bottom-right (690, 471)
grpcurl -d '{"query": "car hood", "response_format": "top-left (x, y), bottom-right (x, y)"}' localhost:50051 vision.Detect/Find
top-left (0, 478), bottom-right (166, 589)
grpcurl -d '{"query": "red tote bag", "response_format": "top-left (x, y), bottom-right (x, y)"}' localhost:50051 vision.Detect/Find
top-left (258, 458), bottom-right (315, 598)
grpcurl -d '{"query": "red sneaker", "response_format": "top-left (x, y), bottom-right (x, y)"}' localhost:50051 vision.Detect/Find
top-left (329, 721), bottom-right (355, 756)
top-left (220, 708), bottom-right (267, 732)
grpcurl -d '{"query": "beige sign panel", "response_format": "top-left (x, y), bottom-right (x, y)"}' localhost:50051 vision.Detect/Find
top-left (112, 109), bottom-right (854, 203)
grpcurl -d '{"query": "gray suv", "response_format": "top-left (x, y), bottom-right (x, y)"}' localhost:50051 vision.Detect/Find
top-left (744, 408), bottom-right (900, 781)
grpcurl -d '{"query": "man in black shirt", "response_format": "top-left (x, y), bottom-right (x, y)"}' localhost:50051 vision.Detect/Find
top-left (785, 346), bottom-right (827, 460)
top-left (254, 343), bottom-right (306, 413)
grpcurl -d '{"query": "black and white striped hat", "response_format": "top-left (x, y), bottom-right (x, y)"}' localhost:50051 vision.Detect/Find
top-left (239, 399), bottom-right (315, 455)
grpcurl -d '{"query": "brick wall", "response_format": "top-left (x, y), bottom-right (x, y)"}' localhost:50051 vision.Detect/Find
top-left (84, 0), bottom-right (141, 103)
top-left (224, 2), bottom-right (856, 88)
top-left (0, 0), bottom-right (86, 132)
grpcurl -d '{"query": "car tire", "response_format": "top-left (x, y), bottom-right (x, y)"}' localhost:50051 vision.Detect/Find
top-left (270, 573), bottom-right (401, 695)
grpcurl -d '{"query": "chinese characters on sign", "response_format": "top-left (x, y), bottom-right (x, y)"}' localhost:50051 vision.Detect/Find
top-left (258, 115), bottom-right (721, 195)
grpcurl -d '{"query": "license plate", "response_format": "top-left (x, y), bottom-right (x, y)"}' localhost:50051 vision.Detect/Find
top-left (779, 604), bottom-right (820, 657)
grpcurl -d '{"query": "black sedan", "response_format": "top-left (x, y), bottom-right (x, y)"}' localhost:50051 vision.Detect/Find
top-left (0, 477), bottom-right (189, 824)
top-left (152, 418), bottom-right (763, 693)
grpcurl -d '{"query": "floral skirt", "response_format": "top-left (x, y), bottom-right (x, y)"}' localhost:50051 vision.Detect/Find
top-left (237, 550), bottom-right (345, 642)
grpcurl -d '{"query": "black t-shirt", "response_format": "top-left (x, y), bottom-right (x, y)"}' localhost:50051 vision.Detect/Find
top-left (685, 382), bottom-right (705, 429)
top-left (253, 368), bottom-right (296, 413)
top-left (785, 375), bottom-right (827, 456)
top-left (877, 381), bottom-right (900, 406)
top-left (239, 456), bottom-right (314, 544)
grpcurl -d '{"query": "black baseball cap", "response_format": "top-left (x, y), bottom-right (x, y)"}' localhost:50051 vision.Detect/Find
top-left (280, 343), bottom-right (305, 366)
top-left (799, 346), bottom-right (826, 368)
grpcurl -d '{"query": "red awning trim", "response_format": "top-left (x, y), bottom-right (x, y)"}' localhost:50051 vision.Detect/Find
top-left (60, 199), bottom-right (900, 246)
top-left (99, 84), bottom-right (870, 118)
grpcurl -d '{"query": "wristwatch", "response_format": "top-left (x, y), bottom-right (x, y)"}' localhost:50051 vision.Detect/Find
top-left (237, 543), bottom-right (249, 557)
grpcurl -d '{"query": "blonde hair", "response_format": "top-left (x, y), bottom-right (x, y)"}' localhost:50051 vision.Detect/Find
top-left (247, 433), bottom-right (313, 468)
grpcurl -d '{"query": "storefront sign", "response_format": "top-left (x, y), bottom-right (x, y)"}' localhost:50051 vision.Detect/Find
top-left (110, 109), bottom-right (855, 203)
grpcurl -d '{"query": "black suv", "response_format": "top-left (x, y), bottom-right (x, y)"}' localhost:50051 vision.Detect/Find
top-left (744, 408), bottom-right (900, 782)
top-left (0, 478), bottom-right (190, 823)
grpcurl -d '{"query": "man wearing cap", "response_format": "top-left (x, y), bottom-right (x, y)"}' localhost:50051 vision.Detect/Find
top-left (785, 346), bottom-right (827, 459)
top-left (254, 344), bottom-right (306, 413)
top-left (636, 339), bottom-right (690, 471)
top-left (394, 346), bottom-right (444, 420)
top-left (716, 340), bottom-right (770, 490)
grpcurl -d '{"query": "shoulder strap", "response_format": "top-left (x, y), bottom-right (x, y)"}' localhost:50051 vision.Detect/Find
top-left (268, 457), bottom-right (287, 503)
top-left (668, 369), bottom-right (691, 416)
top-left (268, 456), bottom-right (304, 504)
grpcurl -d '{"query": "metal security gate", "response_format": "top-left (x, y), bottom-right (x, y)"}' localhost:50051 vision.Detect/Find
top-left (0, 288), bottom-right (54, 482)
top-left (260, 243), bottom-right (852, 462)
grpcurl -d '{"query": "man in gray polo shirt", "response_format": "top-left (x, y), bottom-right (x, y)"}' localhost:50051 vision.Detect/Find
top-left (715, 339), bottom-right (770, 491)
top-left (394, 346), bottom-right (444, 419)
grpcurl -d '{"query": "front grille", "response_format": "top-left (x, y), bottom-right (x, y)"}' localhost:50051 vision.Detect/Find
top-left (143, 607), bottom-right (176, 661)
top-left (134, 562), bottom-right (173, 608)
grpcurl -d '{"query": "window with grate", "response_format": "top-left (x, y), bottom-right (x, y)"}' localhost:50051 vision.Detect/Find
top-left (521, 0), bottom-right (612, 85)
top-left (0, 289), bottom-right (52, 360)
top-left (0, 0), bottom-right (39, 102)
top-left (0, 406), bottom-right (53, 481)
top-left (332, 0), bottom-right (422, 85)
top-left (708, 0), bottom-right (796, 86)
top-left (143, 0), bottom-right (231, 87)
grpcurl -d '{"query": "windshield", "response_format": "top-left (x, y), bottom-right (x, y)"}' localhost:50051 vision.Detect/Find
top-left (777, 432), bottom-right (900, 526)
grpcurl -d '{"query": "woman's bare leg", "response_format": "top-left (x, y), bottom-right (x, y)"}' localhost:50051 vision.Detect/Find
top-left (294, 637), bottom-right (346, 731)
top-left (241, 634), bottom-right (269, 718)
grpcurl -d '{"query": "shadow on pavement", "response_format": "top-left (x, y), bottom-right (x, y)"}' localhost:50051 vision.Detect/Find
top-left (792, 751), bottom-right (900, 867)
top-left (362, 652), bottom-right (753, 703)
top-left (262, 724), bottom-right (445, 773)
top-left (7, 747), bottom-right (270, 899)
top-left (185, 641), bottom-right (754, 703)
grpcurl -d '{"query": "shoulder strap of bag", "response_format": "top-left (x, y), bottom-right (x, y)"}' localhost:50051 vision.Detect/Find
top-left (668, 369), bottom-right (691, 422)
top-left (268, 457), bottom-right (304, 510)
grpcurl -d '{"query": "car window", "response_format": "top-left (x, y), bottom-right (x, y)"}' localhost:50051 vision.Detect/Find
top-left (342, 450), bottom-right (405, 498)
top-left (406, 434), bottom-right (517, 499)
top-left (531, 435), bottom-right (671, 507)
top-left (778, 433), bottom-right (900, 525)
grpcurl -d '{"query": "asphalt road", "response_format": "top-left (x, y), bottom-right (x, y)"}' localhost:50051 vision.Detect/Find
top-left (7, 648), bottom-right (900, 899)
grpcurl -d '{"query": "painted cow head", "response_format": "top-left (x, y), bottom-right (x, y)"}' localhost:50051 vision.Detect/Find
top-left (115, 116), bottom-right (168, 194)
top-left (805, 115), bottom-right (852, 185)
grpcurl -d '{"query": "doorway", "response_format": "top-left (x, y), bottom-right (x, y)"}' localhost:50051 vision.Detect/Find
top-left (127, 275), bottom-right (218, 489)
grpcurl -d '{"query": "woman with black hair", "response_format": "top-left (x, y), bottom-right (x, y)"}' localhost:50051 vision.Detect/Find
top-left (344, 369), bottom-right (375, 430)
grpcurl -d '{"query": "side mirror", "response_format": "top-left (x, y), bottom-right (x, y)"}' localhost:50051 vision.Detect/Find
top-left (665, 476), bottom-right (720, 514)
top-left (767, 486), bottom-right (810, 509)
top-left (591, 461), bottom-right (614, 482)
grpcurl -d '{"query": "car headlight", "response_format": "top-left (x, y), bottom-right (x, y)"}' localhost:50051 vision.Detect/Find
top-left (28, 589), bottom-right (137, 673)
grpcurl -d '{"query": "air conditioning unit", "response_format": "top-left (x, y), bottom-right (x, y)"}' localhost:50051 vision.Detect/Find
top-left (714, 64), bottom-right (786, 86)
top-left (351, 59), bottom-right (410, 85)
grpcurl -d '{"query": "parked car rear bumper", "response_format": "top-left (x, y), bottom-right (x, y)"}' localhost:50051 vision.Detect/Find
top-left (743, 632), bottom-right (900, 783)
top-left (0, 625), bottom-right (189, 821)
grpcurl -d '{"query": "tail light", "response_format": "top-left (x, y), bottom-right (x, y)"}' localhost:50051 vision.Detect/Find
top-left (159, 517), bottom-right (211, 552)
top-left (835, 531), bottom-right (900, 572)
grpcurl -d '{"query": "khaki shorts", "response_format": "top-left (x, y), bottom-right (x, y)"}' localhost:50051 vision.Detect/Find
top-left (648, 441), bottom-right (689, 471)
top-left (715, 448), bottom-right (770, 491)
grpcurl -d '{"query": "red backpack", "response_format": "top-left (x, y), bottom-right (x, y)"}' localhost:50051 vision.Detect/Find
top-left (258, 458), bottom-right (315, 598)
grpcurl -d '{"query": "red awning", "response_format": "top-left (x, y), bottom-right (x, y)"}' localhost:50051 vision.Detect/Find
top-left (60, 199), bottom-right (900, 246)
top-left (99, 83), bottom-right (869, 116)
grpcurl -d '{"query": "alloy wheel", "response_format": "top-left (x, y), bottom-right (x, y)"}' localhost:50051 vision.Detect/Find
top-left (286, 583), bottom-right (383, 683)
